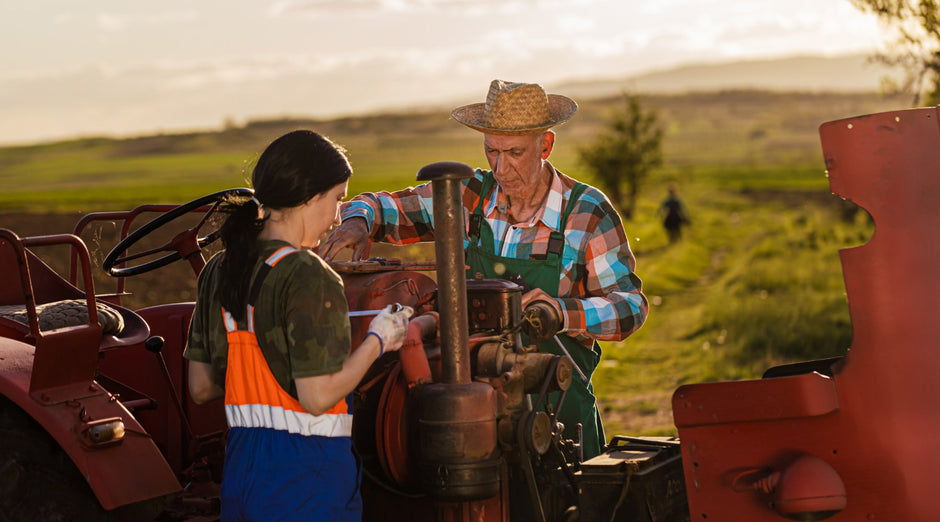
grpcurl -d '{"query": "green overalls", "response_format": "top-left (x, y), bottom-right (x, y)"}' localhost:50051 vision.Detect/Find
top-left (465, 172), bottom-right (605, 460)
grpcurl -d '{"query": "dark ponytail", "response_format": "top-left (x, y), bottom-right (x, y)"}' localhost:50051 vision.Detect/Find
top-left (217, 130), bottom-right (352, 318)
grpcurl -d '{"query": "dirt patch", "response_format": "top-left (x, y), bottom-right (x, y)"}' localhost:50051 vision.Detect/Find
top-left (2, 212), bottom-right (85, 237)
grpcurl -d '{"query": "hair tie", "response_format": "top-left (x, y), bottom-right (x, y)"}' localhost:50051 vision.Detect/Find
top-left (247, 196), bottom-right (265, 229)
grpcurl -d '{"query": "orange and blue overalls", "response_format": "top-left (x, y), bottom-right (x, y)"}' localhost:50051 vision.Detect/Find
top-left (220, 246), bottom-right (361, 522)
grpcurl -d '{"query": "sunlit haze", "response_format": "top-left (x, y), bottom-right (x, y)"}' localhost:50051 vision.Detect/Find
top-left (0, 0), bottom-right (888, 145)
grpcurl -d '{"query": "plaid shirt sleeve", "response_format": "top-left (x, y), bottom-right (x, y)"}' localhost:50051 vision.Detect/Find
top-left (341, 172), bottom-right (486, 244)
top-left (342, 185), bottom-right (437, 244)
top-left (556, 186), bottom-right (648, 343)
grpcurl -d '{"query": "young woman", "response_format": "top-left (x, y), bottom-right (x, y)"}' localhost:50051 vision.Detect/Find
top-left (183, 130), bottom-right (412, 521)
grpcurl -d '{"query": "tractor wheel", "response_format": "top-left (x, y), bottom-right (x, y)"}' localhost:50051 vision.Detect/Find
top-left (0, 396), bottom-right (165, 522)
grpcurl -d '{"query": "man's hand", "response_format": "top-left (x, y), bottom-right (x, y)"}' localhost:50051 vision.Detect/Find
top-left (522, 287), bottom-right (558, 310)
top-left (521, 288), bottom-right (564, 341)
top-left (320, 217), bottom-right (371, 261)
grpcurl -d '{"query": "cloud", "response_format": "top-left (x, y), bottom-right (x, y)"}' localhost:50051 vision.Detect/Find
top-left (94, 9), bottom-right (198, 32)
top-left (96, 13), bottom-right (125, 32)
top-left (145, 10), bottom-right (198, 24)
top-left (267, 0), bottom-right (541, 17)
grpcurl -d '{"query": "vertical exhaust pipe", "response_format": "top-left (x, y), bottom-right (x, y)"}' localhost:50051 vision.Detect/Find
top-left (415, 162), bottom-right (501, 502)
top-left (416, 161), bottom-right (474, 384)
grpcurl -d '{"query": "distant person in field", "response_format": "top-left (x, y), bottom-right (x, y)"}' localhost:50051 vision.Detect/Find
top-left (184, 130), bottom-right (413, 521)
top-left (320, 79), bottom-right (649, 460)
top-left (659, 184), bottom-right (689, 243)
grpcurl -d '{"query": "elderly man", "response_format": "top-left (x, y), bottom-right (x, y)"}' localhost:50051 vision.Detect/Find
top-left (321, 79), bottom-right (648, 460)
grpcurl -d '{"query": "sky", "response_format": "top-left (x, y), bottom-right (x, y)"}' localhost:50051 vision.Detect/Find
top-left (0, 0), bottom-right (889, 146)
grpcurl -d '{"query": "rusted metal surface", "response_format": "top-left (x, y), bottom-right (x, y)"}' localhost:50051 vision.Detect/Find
top-left (331, 258), bottom-right (437, 274)
top-left (417, 161), bottom-right (475, 385)
top-left (417, 382), bottom-right (501, 501)
top-left (341, 269), bottom-right (438, 349)
top-left (672, 106), bottom-right (940, 520)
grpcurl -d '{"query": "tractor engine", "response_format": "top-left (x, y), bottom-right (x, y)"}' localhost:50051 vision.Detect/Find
top-left (341, 268), bottom-right (583, 521)
top-left (336, 162), bottom-right (688, 522)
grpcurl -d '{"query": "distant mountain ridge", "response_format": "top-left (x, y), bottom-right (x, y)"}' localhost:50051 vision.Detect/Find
top-left (0, 53), bottom-right (895, 146)
top-left (555, 53), bottom-right (894, 99)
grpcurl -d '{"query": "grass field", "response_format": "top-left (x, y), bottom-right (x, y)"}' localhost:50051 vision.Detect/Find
top-left (0, 88), bottom-right (902, 437)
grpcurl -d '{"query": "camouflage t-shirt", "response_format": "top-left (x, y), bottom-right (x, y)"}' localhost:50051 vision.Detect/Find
top-left (183, 240), bottom-right (351, 399)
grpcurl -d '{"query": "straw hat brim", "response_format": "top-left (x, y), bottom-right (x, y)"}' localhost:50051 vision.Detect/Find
top-left (451, 94), bottom-right (579, 135)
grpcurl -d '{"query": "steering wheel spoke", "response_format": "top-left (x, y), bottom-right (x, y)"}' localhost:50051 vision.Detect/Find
top-left (113, 243), bottom-right (176, 265)
top-left (103, 188), bottom-right (253, 278)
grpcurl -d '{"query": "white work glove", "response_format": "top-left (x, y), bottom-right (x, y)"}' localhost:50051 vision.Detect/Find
top-left (366, 304), bottom-right (414, 355)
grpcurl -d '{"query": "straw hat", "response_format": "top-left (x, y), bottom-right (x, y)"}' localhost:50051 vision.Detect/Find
top-left (451, 80), bottom-right (578, 135)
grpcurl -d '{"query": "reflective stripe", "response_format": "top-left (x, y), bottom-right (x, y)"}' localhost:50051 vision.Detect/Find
top-left (225, 403), bottom-right (353, 437)
top-left (246, 304), bottom-right (255, 333)
top-left (223, 309), bottom-right (237, 332)
top-left (266, 246), bottom-right (299, 266)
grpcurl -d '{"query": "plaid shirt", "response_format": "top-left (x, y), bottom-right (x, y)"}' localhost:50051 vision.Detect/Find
top-left (342, 164), bottom-right (648, 344)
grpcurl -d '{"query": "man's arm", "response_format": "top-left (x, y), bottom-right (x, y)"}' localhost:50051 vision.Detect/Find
top-left (320, 186), bottom-right (438, 261)
top-left (322, 171), bottom-right (490, 261)
top-left (555, 193), bottom-right (649, 343)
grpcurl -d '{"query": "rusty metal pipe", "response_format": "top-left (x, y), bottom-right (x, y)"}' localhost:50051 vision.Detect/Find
top-left (399, 312), bottom-right (438, 387)
top-left (415, 162), bottom-right (501, 502)
top-left (416, 161), bottom-right (474, 385)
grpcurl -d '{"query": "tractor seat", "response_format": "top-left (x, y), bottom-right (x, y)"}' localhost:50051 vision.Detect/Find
top-left (0, 299), bottom-right (149, 350)
top-left (0, 299), bottom-right (125, 335)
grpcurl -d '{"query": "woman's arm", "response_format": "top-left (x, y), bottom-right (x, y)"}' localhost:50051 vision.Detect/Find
top-left (295, 305), bottom-right (411, 415)
top-left (188, 360), bottom-right (225, 404)
top-left (294, 333), bottom-right (383, 415)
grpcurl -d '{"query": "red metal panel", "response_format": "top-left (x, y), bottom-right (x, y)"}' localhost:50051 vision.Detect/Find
top-left (42, 390), bottom-right (182, 510)
top-left (820, 106), bottom-right (940, 519)
top-left (672, 106), bottom-right (940, 520)
top-left (673, 371), bottom-right (839, 427)
top-left (0, 337), bottom-right (181, 511)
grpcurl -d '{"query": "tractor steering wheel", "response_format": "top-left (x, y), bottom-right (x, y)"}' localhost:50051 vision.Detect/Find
top-left (103, 188), bottom-right (253, 277)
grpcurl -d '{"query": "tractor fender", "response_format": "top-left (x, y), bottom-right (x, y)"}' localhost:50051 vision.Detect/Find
top-left (0, 336), bottom-right (181, 511)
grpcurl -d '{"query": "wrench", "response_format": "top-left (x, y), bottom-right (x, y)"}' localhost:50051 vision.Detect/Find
top-left (348, 304), bottom-right (403, 317)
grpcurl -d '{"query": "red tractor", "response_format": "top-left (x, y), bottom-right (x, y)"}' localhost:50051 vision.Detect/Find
top-left (0, 106), bottom-right (936, 521)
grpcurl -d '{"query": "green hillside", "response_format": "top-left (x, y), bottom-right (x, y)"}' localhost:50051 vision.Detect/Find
top-left (0, 90), bottom-right (906, 212)
top-left (0, 89), bottom-right (909, 436)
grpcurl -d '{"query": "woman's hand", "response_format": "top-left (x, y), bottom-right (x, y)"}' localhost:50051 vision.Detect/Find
top-left (366, 304), bottom-right (414, 353)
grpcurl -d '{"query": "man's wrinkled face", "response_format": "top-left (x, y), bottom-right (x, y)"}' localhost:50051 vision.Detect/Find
top-left (483, 133), bottom-right (549, 201)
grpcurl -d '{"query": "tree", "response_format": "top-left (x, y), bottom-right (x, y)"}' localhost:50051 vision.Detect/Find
top-left (851, 0), bottom-right (940, 106)
top-left (578, 93), bottom-right (663, 220)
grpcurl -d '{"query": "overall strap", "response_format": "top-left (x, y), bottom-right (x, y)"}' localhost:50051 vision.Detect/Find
top-left (468, 171), bottom-right (497, 241)
top-left (247, 246), bottom-right (299, 307)
top-left (226, 246), bottom-right (299, 333)
top-left (546, 182), bottom-right (588, 257)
